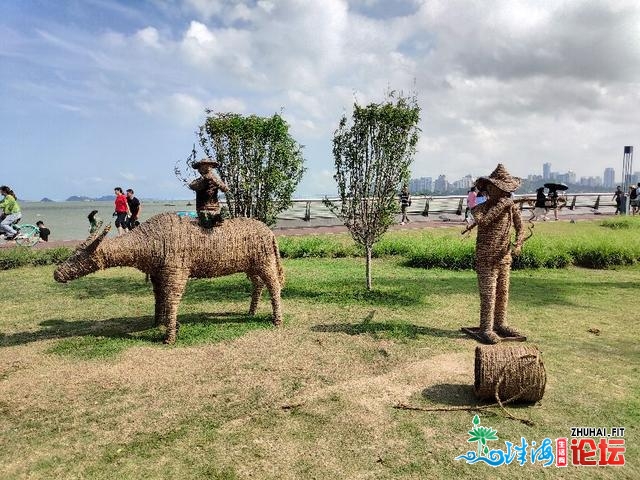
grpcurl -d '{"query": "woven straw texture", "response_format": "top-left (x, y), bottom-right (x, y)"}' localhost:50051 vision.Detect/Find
top-left (54, 212), bottom-right (284, 344)
top-left (472, 180), bottom-right (525, 344)
top-left (474, 344), bottom-right (546, 403)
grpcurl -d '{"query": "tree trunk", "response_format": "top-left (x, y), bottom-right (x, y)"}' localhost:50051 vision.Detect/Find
top-left (365, 244), bottom-right (372, 291)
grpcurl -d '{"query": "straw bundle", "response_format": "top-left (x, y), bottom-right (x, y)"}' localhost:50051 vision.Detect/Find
top-left (474, 344), bottom-right (546, 403)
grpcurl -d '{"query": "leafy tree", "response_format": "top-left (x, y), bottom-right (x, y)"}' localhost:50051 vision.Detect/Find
top-left (324, 92), bottom-right (420, 290)
top-left (195, 111), bottom-right (305, 226)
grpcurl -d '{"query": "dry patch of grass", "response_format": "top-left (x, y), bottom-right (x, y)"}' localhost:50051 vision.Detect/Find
top-left (0, 260), bottom-right (638, 479)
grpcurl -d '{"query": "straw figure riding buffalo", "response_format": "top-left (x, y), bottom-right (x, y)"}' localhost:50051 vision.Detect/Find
top-left (54, 213), bottom-right (285, 344)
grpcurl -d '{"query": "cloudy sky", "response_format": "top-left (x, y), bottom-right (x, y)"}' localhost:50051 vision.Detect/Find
top-left (1, 0), bottom-right (639, 200)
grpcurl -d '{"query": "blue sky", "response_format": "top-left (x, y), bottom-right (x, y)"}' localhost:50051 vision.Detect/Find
top-left (1, 0), bottom-right (639, 200)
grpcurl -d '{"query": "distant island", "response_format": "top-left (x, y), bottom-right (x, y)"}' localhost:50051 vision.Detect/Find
top-left (65, 195), bottom-right (116, 202)
top-left (40, 197), bottom-right (54, 202)
top-left (65, 196), bottom-right (93, 202)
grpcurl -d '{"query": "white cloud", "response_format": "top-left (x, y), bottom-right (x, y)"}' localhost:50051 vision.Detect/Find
top-left (4, 0), bottom-right (640, 199)
top-left (135, 27), bottom-right (162, 48)
top-left (136, 91), bottom-right (246, 126)
top-left (181, 21), bottom-right (218, 62)
top-left (210, 97), bottom-right (246, 113)
top-left (166, 93), bottom-right (203, 126)
top-left (183, 0), bottom-right (223, 20)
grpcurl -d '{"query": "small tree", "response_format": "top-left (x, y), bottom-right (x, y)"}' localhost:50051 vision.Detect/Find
top-left (195, 111), bottom-right (305, 226)
top-left (324, 92), bottom-right (420, 290)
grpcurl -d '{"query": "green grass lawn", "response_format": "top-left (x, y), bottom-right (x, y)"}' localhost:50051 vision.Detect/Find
top-left (0, 258), bottom-right (638, 479)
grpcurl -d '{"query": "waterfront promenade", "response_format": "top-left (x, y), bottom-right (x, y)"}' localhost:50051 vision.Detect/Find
top-left (2, 209), bottom-right (618, 250)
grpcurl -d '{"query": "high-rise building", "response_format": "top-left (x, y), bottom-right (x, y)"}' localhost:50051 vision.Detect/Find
top-left (580, 176), bottom-right (602, 188)
top-left (452, 174), bottom-right (474, 190)
top-left (604, 168), bottom-right (615, 188)
top-left (434, 175), bottom-right (449, 193)
top-left (543, 163), bottom-right (551, 180)
top-left (409, 177), bottom-right (432, 194)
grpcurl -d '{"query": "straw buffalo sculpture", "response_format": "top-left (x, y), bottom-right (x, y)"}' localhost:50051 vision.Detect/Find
top-left (54, 213), bottom-right (284, 344)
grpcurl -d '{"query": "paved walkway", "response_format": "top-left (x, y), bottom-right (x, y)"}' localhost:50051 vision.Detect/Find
top-left (0, 211), bottom-right (618, 250)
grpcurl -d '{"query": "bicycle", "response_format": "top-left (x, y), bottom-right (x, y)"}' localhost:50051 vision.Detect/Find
top-left (0, 218), bottom-right (40, 247)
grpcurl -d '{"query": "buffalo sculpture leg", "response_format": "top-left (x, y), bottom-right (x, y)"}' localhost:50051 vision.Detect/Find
top-left (261, 264), bottom-right (283, 326)
top-left (153, 268), bottom-right (189, 344)
top-left (248, 274), bottom-right (265, 316)
top-left (150, 273), bottom-right (164, 327)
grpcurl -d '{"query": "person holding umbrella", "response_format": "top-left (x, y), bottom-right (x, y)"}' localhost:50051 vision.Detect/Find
top-left (530, 187), bottom-right (549, 221)
top-left (544, 182), bottom-right (567, 221)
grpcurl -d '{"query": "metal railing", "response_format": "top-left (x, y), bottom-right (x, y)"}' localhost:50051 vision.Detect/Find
top-left (276, 193), bottom-right (618, 222)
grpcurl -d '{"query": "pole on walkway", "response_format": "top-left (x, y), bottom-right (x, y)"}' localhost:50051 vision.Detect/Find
top-left (621, 146), bottom-right (633, 215)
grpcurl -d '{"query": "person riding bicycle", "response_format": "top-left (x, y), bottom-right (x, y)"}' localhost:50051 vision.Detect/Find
top-left (0, 185), bottom-right (22, 240)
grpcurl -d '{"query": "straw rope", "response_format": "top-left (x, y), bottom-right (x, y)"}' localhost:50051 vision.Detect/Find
top-left (393, 344), bottom-right (545, 426)
top-left (474, 344), bottom-right (546, 403)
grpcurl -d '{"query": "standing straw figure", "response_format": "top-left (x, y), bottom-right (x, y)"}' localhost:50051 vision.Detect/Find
top-left (472, 164), bottom-right (525, 344)
top-left (188, 157), bottom-right (229, 228)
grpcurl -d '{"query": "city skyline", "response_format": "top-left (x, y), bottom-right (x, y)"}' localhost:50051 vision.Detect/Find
top-left (409, 162), bottom-right (639, 193)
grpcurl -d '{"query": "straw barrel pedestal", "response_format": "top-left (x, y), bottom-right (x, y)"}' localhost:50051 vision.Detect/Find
top-left (474, 344), bottom-right (546, 403)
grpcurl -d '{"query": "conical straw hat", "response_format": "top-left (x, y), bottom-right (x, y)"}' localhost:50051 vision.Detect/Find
top-left (475, 164), bottom-right (521, 193)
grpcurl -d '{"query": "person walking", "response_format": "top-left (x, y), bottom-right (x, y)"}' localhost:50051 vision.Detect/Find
top-left (530, 187), bottom-right (549, 221)
top-left (188, 157), bottom-right (229, 228)
top-left (0, 185), bottom-right (22, 240)
top-left (548, 188), bottom-right (560, 220)
top-left (612, 186), bottom-right (623, 215)
top-left (125, 189), bottom-right (142, 230)
top-left (629, 184), bottom-right (638, 216)
top-left (399, 185), bottom-right (411, 225)
top-left (465, 186), bottom-right (477, 225)
top-left (113, 187), bottom-right (129, 235)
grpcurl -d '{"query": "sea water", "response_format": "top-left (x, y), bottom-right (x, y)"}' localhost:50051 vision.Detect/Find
top-left (19, 200), bottom-right (341, 241)
top-left (19, 201), bottom-right (195, 241)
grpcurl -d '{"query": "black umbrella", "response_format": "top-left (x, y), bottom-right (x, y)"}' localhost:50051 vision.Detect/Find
top-left (544, 182), bottom-right (568, 191)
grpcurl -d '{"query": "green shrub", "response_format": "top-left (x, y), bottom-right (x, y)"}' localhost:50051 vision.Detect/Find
top-left (510, 237), bottom-right (572, 270)
top-left (570, 243), bottom-right (637, 269)
top-left (373, 235), bottom-right (420, 257)
top-left (600, 217), bottom-right (640, 230)
top-left (0, 248), bottom-right (31, 270)
top-left (0, 246), bottom-right (73, 270)
top-left (278, 236), bottom-right (360, 258)
top-left (405, 239), bottom-right (475, 270)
